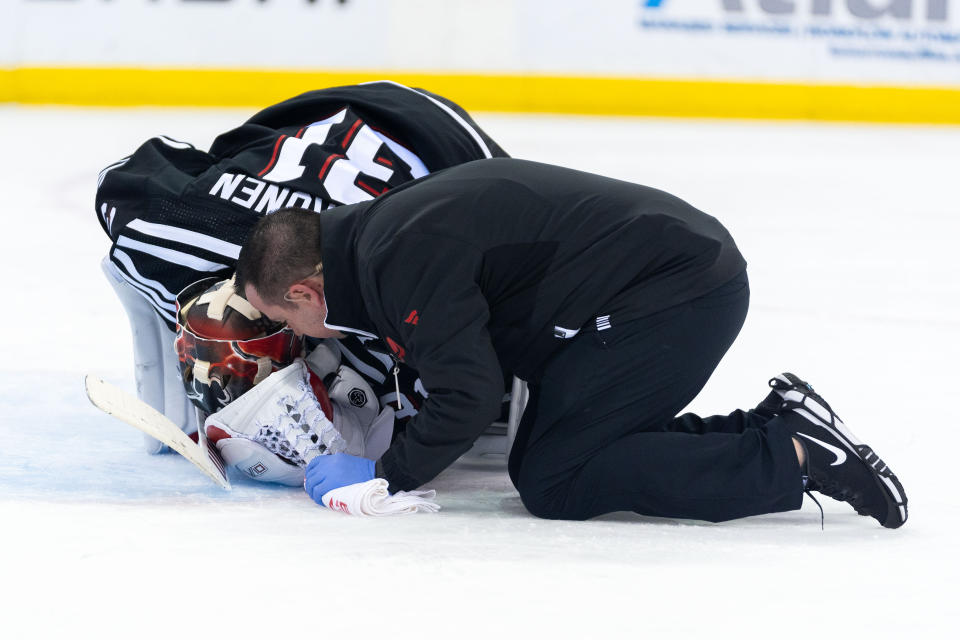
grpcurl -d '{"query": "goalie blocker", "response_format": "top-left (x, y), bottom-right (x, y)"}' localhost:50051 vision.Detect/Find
top-left (205, 353), bottom-right (395, 486)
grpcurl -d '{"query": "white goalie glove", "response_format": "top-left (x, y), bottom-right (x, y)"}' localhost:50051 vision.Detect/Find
top-left (204, 350), bottom-right (394, 486)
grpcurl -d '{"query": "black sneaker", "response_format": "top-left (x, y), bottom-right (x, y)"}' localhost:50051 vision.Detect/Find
top-left (770, 373), bottom-right (908, 529)
top-left (753, 389), bottom-right (782, 421)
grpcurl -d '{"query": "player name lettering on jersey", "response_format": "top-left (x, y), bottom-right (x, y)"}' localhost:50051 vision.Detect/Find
top-left (209, 172), bottom-right (335, 214)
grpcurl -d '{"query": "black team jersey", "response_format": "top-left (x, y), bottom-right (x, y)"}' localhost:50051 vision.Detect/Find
top-left (95, 81), bottom-right (508, 418)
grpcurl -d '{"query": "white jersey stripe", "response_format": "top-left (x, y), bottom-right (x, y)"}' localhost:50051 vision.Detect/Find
top-left (157, 135), bottom-right (195, 150)
top-left (126, 218), bottom-right (242, 260)
top-left (112, 249), bottom-right (177, 303)
top-left (116, 235), bottom-right (232, 273)
top-left (364, 80), bottom-right (493, 159)
top-left (360, 345), bottom-right (394, 375)
top-left (111, 251), bottom-right (178, 324)
top-left (98, 158), bottom-right (130, 188)
top-left (379, 392), bottom-right (419, 419)
top-left (339, 343), bottom-right (387, 384)
top-left (121, 282), bottom-right (177, 325)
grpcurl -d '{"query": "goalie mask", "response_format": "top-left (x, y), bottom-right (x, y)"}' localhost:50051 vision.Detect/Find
top-left (174, 276), bottom-right (303, 414)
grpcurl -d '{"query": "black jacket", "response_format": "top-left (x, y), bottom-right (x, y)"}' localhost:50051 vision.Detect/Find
top-left (318, 158), bottom-right (747, 491)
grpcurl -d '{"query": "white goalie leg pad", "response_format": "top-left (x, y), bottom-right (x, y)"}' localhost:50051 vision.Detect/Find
top-left (362, 406), bottom-right (395, 460)
top-left (101, 257), bottom-right (199, 454)
top-left (216, 437), bottom-right (304, 486)
top-left (204, 359), bottom-right (347, 469)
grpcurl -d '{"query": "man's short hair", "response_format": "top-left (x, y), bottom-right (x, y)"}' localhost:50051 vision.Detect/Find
top-left (235, 208), bottom-right (323, 306)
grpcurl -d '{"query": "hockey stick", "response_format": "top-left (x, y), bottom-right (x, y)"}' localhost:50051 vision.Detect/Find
top-left (84, 375), bottom-right (231, 490)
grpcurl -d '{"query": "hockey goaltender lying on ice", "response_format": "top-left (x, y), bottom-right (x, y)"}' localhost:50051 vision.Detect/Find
top-left (94, 80), bottom-right (511, 458)
top-left (91, 81), bottom-right (515, 516)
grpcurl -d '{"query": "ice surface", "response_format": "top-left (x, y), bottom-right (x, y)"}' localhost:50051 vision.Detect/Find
top-left (0, 106), bottom-right (957, 638)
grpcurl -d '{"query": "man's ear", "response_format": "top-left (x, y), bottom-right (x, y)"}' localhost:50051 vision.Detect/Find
top-left (286, 280), bottom-right (324, 307)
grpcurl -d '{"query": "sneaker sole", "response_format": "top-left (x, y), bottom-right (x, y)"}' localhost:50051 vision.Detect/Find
top-left (773, 374), bottom-right (908, 528)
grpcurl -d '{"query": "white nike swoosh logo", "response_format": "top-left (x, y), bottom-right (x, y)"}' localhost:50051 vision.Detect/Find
top-left (797, 432), bottom-right (848, 466)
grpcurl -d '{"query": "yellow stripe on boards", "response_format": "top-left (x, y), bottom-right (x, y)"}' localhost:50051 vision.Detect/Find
top-left (2, 67), bottom-right (960, 125)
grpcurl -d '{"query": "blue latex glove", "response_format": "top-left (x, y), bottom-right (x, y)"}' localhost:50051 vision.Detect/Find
top-left (304, 453), bottom-right (376, 506)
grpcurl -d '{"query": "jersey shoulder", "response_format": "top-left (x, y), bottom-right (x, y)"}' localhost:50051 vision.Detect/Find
top-left (95, 136), bottom-right (216, 239)
top-left (215, 81), bottom-right (506, 170)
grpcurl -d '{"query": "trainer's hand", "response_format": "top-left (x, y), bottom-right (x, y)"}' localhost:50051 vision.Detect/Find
top-left (304, 453), bottom-right (376, 506)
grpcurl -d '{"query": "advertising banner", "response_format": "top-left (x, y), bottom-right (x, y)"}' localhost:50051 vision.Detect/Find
top-left (632, 0), bottom-right (960, 85)
top-left (2, 1), bottom-right (959, 119)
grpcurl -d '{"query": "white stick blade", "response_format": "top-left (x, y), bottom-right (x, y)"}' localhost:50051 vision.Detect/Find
top-left (84, 375), bottom-right (231, 490)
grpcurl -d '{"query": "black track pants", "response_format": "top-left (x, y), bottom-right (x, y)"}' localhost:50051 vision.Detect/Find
top-left (508, 271), bottom-right (804, 522)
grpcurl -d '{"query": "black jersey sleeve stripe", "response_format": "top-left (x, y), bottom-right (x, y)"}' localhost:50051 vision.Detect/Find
top-left (156, 135), bottom-right (196, 150)
top-left (111, 248), bottom-right (178, 303)
top-left (98, 158), bottom-right (130, 189)
top-left (363, 344), bottom-right (394, 374)
top-left (125, 219), bottom-right (242, 260)
top-left (116, 235), bottom-right (232, 273)
top-left (117, 227), bottom-right (241, 268)
top-left (119, 281), bottom-right (178, 326)
top-left (379, 392), bottom-right (420, 419)
top-left (337, 341), bottom-right (388, 384)
top-left (111, 249), bottom-right (179, 324)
